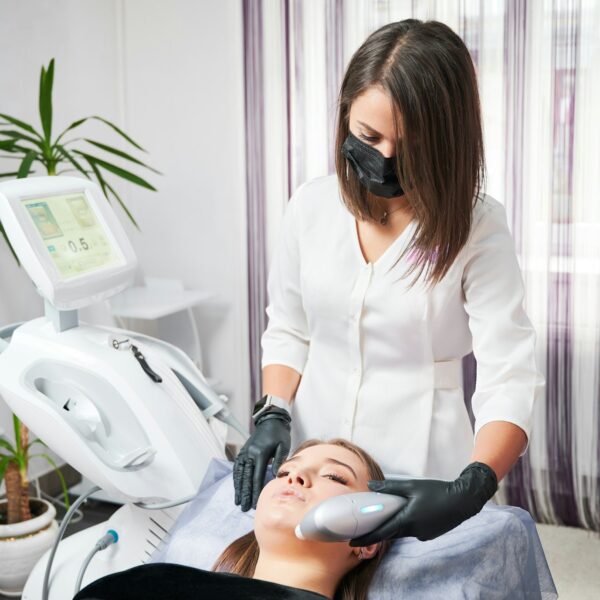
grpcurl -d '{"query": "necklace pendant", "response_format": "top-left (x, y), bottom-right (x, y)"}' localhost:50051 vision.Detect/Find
top-left (379, 212), bottom-right (388, 225)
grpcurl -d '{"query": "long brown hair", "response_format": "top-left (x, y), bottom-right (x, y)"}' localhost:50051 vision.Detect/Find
top-left (212, 439), bottom-right (391, 600)
top-left (335, 19), bottom-right (486, 290)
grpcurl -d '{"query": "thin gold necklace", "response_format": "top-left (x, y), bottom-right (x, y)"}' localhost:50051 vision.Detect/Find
top-left (379, 205), bottom-right (405, 225)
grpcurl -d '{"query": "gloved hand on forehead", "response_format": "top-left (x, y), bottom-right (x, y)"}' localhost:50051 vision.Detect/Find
top-left (233, 406), bottom-right (291, 512)
top-left (349, 461), bottom-right (498, 545)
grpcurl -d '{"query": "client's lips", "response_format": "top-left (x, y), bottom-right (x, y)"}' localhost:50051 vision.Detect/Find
top-left (276, 487), bottom-right (306, 501)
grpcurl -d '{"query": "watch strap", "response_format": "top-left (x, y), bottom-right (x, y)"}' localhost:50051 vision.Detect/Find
top-left (252, 394), bottom-right (291, 423)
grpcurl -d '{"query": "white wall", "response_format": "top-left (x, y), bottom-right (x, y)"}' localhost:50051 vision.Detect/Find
top-left (0, 0), bottom-right (249, 479)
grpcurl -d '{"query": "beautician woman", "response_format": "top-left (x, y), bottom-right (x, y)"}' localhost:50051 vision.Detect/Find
top-left (233, 19), bottom-right (545, 545)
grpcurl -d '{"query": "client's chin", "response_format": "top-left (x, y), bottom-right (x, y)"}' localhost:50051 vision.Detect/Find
top-left (255, 494), bottom-right (310, 534)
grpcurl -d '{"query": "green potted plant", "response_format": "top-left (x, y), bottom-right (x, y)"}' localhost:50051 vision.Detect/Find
top-left (0, 415), bottom-right (69, 596)
top-left (0, 58), bottom-right (159, 595)
top-left (0, 57), bottom-right (160, 260)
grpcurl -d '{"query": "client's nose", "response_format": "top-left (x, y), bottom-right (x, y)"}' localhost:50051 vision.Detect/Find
top-left (287, 470), bottom-right (308, 486)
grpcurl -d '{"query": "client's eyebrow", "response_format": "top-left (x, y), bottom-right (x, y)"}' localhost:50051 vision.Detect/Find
top-left (281, 456), bottom-right (357, 479)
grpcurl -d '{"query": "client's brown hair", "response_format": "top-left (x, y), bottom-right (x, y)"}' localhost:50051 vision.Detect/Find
top-left (212, 438), bottom-right (391, 600)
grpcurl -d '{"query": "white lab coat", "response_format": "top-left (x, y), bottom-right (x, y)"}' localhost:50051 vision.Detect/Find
top-left (261, 174), bottom-right (545, 479)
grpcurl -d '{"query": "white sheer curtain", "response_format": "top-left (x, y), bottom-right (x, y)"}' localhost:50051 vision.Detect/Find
top-left (251, 0), bottom-right (599, 530)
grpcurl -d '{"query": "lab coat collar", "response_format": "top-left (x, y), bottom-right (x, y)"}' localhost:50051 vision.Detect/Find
top-left (347, 209), bottom-right (418, 277)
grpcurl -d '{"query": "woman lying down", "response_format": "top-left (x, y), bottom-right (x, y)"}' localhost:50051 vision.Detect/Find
top-left (73, 439), bottom-right (392, 600)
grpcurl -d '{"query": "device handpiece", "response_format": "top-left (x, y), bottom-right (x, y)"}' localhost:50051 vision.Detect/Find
top-left (295, 491), bottom-right (407, 542)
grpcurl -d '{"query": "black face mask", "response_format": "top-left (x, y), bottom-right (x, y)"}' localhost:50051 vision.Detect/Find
top-left (341, 130), bottom-right (405, 198)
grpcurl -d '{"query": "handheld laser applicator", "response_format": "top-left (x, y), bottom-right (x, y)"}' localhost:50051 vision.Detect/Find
top-left (295, 491), bottom-right (407, 542)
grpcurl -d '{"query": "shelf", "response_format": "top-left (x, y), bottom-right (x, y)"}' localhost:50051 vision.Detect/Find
top-left (109, 286), bottom-right (216, 320)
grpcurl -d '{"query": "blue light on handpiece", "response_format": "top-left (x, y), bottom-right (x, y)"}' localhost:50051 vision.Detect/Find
top-left (360, 503), bottom-right (384, 514)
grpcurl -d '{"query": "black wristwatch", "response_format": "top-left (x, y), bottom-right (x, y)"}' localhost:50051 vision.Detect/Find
top-left (252, 394), bottom-right (291, 423)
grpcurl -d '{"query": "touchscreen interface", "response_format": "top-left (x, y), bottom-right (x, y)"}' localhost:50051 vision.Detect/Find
top-left (23, 192), bottom-right (123, 279)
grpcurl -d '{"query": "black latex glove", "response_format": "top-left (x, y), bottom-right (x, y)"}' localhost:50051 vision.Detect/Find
top-left (233, 407), bottom-right (291, 512)
top-left (350, 461), bottom-right (498, 545)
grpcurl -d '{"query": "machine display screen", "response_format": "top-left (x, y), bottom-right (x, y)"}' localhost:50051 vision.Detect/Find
top-left (22, 192), bottom-right (124, 279)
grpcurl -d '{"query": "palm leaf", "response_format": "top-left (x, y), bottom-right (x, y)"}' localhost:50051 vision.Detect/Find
top-left (0, 113), bottom-right (42, 138)
top-left (74, 151), bottom-right (156, 191)
top-left (0, 222), bottom-right (19, 262)
top-left (56, 145), bottom-right (91, 179)
top-left (0, 438), bottom-right (17, 455)
top-left (17, 151), bottom-right (36, 179)
top-left (55, 116), bottom-right (146, 152)
top-left (88, 116), bottom-right (146, 152)
top-left (0, 138), bottom-right (16, 151)
top-left (29, 452), bottom-right (70, 510)
top-left (82, 156), bottom-right (112, 204)
top-left (53, 117), bottom-right (87, 146)
top-left (84, 139), bottom-right (161, 174)
top-left (8, 143), bottom-right (39, 155)
top-left (84, 158), bottom-right (139, 228)
top-left (39, 59), bottom-right (55, 143)
top-left (0, 129), bottom-right (46, 152)
top-left (105, 180), bottom-right (140, 230)
top-left (0, 171), bottom-right (19, 179)
top-left (0, 456), bottom-right (11, 482)
top-left (12, 415), bottom-right (21, 454)
top-left (25, 439), bottom-right (48, 452)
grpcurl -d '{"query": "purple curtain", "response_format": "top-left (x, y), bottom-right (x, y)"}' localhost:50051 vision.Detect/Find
top-left (243, 0), bottom-right (267, 423)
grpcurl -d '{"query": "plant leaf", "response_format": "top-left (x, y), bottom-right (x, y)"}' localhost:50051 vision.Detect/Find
top-left (0, 129), bottom-right (46, 151)
top-left (74, 151), bottom-right (156, 191)
top-left (84, 139), bottom-right (161, 174)
top-left (0, 438), bottom-right (17, 455)
top-left (12, 415), bottom-right (20, 452)
top-left (0, 139), bottom-right (16, 150)
top-left (17, 151), bottom-right (36, 178)
top-left (105, 180), bottom-right (140, 230)
top-left (29, 452), bottom-right (70, 510)
top-left (39, 59), bottom-right (55, 143)
top-left (0, 171), bottom-right (19, 179)
top-left (75, 156), bottom-right (139, 229)
top-left (0, 222), bottom-right (19, 263)
top-left (54, 118), bottom-right (87, 146)
top-left (0, 455), bottom-right (11, 482)
top-left (0, 113), bottom-right (42, 137)
top-left (89, 116), bottom-right (147, 152)
top-left (8, 144), bottom-right (39, 155)
top-left (81, 155), bottom-right (111, 202)
top-left (56, 145), bottom-right (91, 179)
top-left (54, 116), bottom-right (147, 152)
top-left (25, 439), bottom-right (48, 452)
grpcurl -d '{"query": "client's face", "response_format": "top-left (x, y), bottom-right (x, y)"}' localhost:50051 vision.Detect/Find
top-left (254, 444), bottom-right (370, 547)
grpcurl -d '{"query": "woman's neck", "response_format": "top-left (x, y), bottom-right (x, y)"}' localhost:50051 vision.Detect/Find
top-left (252, 550), bottom-right (339, 599)
top-left (368, 193), bottom-right (413, 225)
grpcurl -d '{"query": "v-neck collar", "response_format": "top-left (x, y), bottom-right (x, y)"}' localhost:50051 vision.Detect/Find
top-left (349, 211), bottom-right (416, 275)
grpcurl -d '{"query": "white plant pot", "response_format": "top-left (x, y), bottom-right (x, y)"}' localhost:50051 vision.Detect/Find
top-left (0, 498), bottom-right (58, 597)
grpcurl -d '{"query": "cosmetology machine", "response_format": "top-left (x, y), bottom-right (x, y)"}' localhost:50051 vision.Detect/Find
top-left (0, 176), bottom-right (248, 599)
